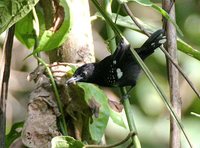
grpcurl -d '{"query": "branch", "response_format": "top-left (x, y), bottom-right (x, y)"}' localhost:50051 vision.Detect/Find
top-left (0, 25), bottom-right (15, 147)
top-left (84, 131), bottom-right (135, 148)
top-left (162, 1), bottom-right (181, 148)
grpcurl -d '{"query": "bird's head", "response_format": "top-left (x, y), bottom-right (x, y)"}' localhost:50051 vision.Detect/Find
top-left (66, 63), bottom-right (95, 85)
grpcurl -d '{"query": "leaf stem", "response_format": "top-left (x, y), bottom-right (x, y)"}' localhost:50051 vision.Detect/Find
top-left (35, 56), bottom-right (68, 136)
top-left (102, 1), bottom-right (141, 147)
top-left (120, 88), bottom-right (141, 148)
top-left (103, 0), bottom-right (117, 52)
top-left (84, 131), bottom-right (135, 148)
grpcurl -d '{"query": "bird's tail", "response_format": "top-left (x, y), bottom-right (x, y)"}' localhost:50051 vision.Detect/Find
top-left (135, 29), bottom-right (166, 59)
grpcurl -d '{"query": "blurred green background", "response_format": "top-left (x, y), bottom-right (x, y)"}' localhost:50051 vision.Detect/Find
top-left (1, 0), bottom-right (200, 147)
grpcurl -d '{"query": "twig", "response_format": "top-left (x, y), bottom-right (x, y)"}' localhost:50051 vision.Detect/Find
top-left (35, 57), bottom-right (68, 135)
top-left (103, 1), bottom-right (141, 147)
top-left (191, 112), bottom-right (200, 118)
top-left (123, 4), bottom-right (150, 36)
top-left (103, 0), bottom-right (117, 52)
top-left (0, 25), bottom-right (15, 147)
top-left (120, 88), bottom-right (141, 148)
top-left (84, 131), bottom-right (135, 148)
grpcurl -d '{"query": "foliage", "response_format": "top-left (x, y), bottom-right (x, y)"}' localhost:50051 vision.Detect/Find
top-left (51, 136), bottom-right (84, 148)
top-left (6, 121), bottom-right (24, 148)
top-left (0, 0), bottom-right (39, 34)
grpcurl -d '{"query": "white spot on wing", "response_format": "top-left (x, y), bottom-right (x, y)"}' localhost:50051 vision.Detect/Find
top-left (151, 42), bottom-right (155, 46)
top-left (158, 38), bottom-right (166, 44)
top-left (116, 68), bottom-right (123, 79)
top-left (113, 60), bottom-right (116, 64)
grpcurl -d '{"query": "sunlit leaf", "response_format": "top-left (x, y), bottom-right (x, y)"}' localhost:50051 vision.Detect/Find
top-left (51, 136), bottom-right (84, 148)
top-left (109, 108), bottom-right (126, 128)
top-left (177, 38), bottom-right (200, 61)
top-left (78, 83), bottom-right (110, 142)
top-left (32, 0), bottom-right (72, 54)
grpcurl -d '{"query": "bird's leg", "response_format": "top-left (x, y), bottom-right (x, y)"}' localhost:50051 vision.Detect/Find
top-left (120, 86), bottom-right (135, 103)
top-left (120, 91), bottom-right (130, 104)
top-left (126, 86), bottom-right (135, 95)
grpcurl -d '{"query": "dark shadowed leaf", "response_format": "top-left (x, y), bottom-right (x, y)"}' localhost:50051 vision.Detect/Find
top-left (0, 0), bottom-right (39, 34)
top-left (15, 13), bottom-right (35, 49)
top-left (6, 121), bottom-right (24, 148)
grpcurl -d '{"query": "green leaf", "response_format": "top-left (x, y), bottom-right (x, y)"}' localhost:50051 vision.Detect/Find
top-left (177, 38), bottom-right (200, 61)
top-left (109, 108), bottom-right (126, 128)
top-left (15, 12), bottom-right (35, 49)
top-left (0, 0), bottom-right (39, 34)
top-left (32, 0), bottom-right (72, 54)
top-left (120, 0), bottom-right (152, 6)
top-left (6, 121), bottom-right (24, 148)
top-left (51, 136), bottom-right (84, 148)
top-left (78, 83), bottom-right (110, 142)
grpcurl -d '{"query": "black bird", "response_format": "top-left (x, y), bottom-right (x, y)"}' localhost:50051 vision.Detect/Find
top-left (66, 30), bottom-right (166, 87)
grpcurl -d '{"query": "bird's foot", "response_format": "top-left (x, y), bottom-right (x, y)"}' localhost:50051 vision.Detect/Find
top-left (120, 94), bottom-right (130, 103)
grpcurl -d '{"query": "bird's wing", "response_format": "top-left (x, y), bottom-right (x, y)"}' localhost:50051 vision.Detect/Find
top-left (112, 39), bottom-right (131, 63)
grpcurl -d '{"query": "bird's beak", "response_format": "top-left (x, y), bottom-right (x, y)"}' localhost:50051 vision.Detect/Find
top-left (66, 76), bottom-right (82, 85)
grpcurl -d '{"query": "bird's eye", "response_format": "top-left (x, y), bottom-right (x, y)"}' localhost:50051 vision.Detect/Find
top-left (82, 71), bottom-right (87, 76)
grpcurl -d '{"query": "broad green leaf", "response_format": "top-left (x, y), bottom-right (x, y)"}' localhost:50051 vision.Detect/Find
top-left (0, 0), bottom-right (39, 34)
top-left (109, 108), bottom-right (126, 128)
top-left (15, 12), bottom-right (35, 48)
top-left (78, 83), bottom-right (110, 142)
top-left (177, 38), bottom-right (200, 61)
top-left (6, 121), bottom-right (24, 148)
top-left (51, 136), bottom-right (84, 148)
top-left (32, 0), bottom-right (72, 54)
